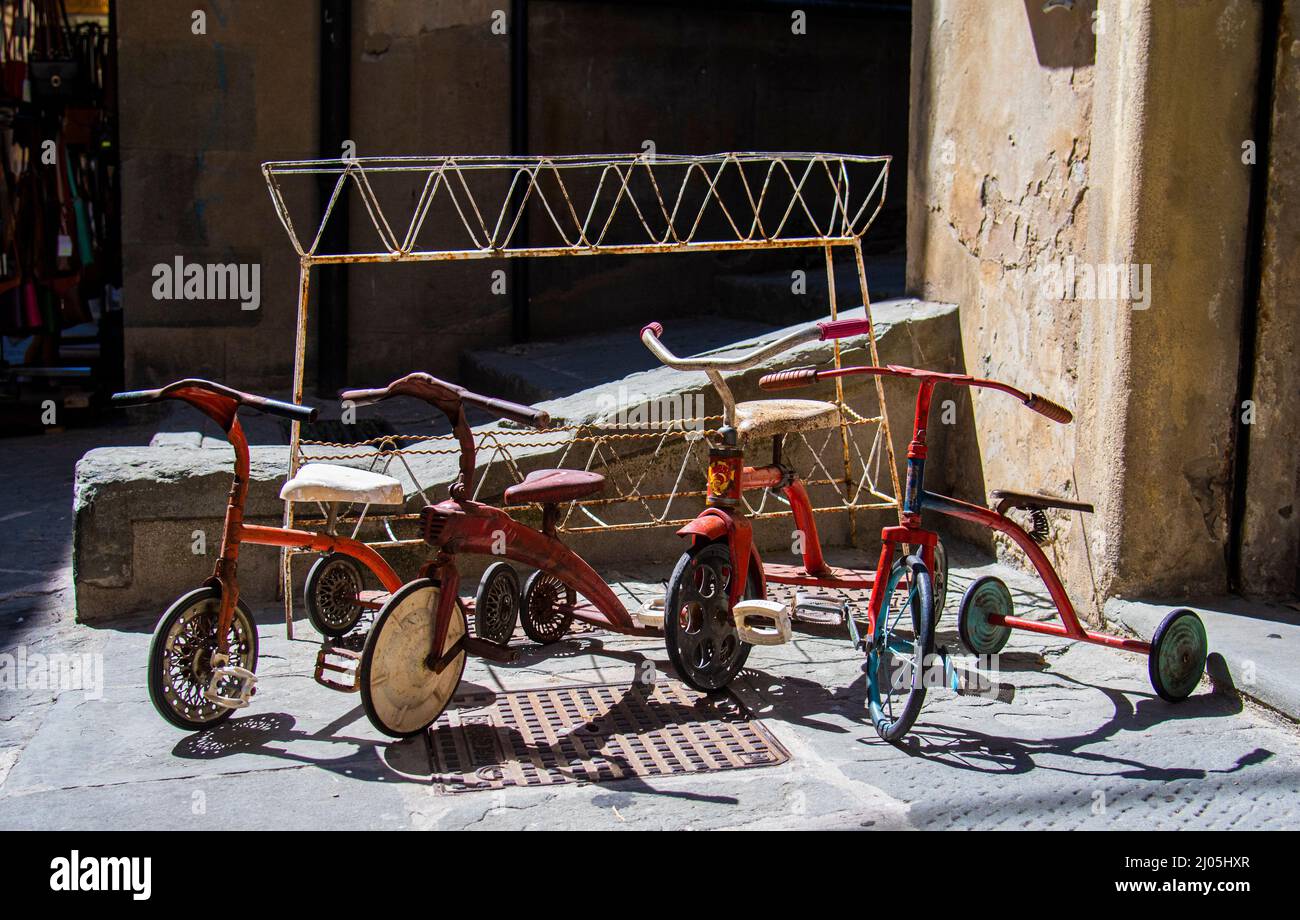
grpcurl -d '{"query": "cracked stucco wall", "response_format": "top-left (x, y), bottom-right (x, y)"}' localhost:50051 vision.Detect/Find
top-left (908, 0), bottom-right (1272, 612)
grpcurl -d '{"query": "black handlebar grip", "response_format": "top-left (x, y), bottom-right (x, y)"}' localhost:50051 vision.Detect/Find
top-left (759, 368), bottom-right (820, 391)
top-left (110, 389), bottom-right (159, 408)
top-left (252, 397), bottom-right (318, 423)
top-left (1024, 393), bottom-right (1073, 424)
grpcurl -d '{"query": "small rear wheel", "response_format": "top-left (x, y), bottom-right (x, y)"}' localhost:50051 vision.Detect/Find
top-left (957, 575), bottom-right (1013, 656)
top-left (867, 553), bottom-right (936, 742)
top-left (520, 570), bottom-right (575, 645)
top-left (474, 562), bottom-right (521, 646)
top-left (148, 587), bottom-right (259, 731)
top-left (359, 579), bottom-right (467, 737)
top-left (1149, 608), bottom-right (1207, 702)
top-left (664, 541), bottom-right (759, 692)
top-left (305, 552), bottom-right (366, 637)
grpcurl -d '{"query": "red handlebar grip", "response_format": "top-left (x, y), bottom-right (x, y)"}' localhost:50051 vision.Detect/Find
top-left (1024, 393), bottom-right (1073, 424)
top-left (640, 322), bottom-right (664, 339)
top-left (339, 387), bottom-right (385, 407)
top-left (816, 318), bottom-right (873, 340)
top-left (467, 393), bottom-right (551, 430)
top-left (759, 368), bottom-right (820, 391)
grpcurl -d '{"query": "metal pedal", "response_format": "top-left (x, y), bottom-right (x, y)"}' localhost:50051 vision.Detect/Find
top-left (792, 591), bottom-right (846, 625)
top-left (204, 665), bottom-right (258, 709)
top-left (314, 643), bottom-right (362, 693)
top-left (733, 599), bottom-right (793, 646)
top-left (634, 596), bottom-right (666, 629)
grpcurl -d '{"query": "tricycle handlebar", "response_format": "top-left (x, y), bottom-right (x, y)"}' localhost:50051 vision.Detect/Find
top-left (639, 314), bottom-right (872, 374)
top-left (341, 372), bottom-right (550, 430)
top-left (111, 379), bottom-right (319, 424)
top-left (758, 364), bottom-right (1074, 424)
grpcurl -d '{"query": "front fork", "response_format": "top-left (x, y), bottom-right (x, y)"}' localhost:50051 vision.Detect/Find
top-left (208, 469), bottom-right (249, 664)
top-left (424, 555), bottom-right (465, 673)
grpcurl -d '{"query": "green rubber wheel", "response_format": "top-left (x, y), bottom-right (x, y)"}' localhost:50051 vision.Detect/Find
top-left (1148, 608), bottom-right (1207, 702)
top-left (957, 575), bottom-right (1013, 656)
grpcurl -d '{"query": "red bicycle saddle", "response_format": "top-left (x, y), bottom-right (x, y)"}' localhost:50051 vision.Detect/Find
top-left (504, 469), bottom-right (605, 506)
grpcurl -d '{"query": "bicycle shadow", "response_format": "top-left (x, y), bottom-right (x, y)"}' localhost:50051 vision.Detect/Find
top-left (168, 705), bottom-right (436, 782)
top-left (902, 672), bottom-right (1259, 784)
top-left (731, 658), bottom-right (1257, 783)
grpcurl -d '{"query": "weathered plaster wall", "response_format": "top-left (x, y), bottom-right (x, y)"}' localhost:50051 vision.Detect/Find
top-left (909, 0), bottom-right (1267, 613)
top-left (119, 0), bottom-right (319, 390)
top-left (344, 0), bottom-right (512, 386)
top-left (908, 0), bottom-right (1097, 607)
top-left (1242, 0), bottom-right (1300, 596)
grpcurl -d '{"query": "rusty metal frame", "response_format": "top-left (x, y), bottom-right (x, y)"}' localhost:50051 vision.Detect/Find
top-left (262, 152), bottom-right (903, 636)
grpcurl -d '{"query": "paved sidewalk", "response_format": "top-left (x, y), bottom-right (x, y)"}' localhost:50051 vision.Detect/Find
top-left (3, 532), bottom-right (1299, 830)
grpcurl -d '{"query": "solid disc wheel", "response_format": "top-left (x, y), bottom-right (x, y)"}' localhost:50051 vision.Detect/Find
top-left (520, 571), bottom-right (575, 645)
top-left (359, 579), bottom-right (467, 738)
top-left (958, 575), bottom-right (1014, 656)
top-left (305, 553), bottom-right (366, 637)
top-left (474, 562), bottom-right (520, 646)
top-left (148, 586), bottom-right (259, 731)
top-left (908, 539), bottom-right (949, 623)
top-left (663, 541), bottom-right (758, 692)
top-left (1149, 608), bottom-right (1207, 702)
top-left (932, 538), bottom-right (949, 622)
top-left (867, 553), bottom-right (935, 743)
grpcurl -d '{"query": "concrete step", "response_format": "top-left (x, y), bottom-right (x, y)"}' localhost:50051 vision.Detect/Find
top-left (460, 317), bottom-right (781, 404)
top-left (73, 298), bottom-right (960, 624)
top-left (710, 252), bottom-right (905, 326)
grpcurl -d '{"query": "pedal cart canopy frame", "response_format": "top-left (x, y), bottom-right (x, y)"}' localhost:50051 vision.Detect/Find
top-left (261, 151), bottom-right (905, 635)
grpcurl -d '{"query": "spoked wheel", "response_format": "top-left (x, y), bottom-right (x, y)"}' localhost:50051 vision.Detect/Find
top-left (957, 575), bottom-right (1013, 656)
top-left (520, 570), bottom-right (575, 645)
top-left (359, 579), bottom-right (467, 738)
top-left (1149, 608), bottom-right (1208, 702)
top-left (867, 553), bottom-right (936, 743)
top-left (664, 541), bottom-right (758, 692)
top-left (305, 552), bottom-right (366, 637)
top-left (474, 562), bottom-right (520, 646)
top-left (148, 587), bottom-right (259, 731)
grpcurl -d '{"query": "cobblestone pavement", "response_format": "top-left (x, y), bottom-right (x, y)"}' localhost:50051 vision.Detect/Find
top-left (1, 426), bottom-right (1299, 829)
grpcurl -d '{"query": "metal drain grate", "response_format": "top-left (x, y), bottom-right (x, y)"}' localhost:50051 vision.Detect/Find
top-left (427, 680), bottom-right (789, 793)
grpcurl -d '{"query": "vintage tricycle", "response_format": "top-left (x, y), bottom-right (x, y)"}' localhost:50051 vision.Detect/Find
top-left (111, 378), bottom-right (521, 730)
top-left (758, 360), bottom-right (1210, 705)
top-left (641, 317), bottom-right (949, 740)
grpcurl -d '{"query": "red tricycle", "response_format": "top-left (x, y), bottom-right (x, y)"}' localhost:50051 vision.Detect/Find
top-left (758, 360), bottom-right (1210, 707)
top-left (642, 318), bottom-right (949, 740)
top-left (111, 379), bottom-right (419, 729)
top-left (338, 373), bottom-right (668, 737)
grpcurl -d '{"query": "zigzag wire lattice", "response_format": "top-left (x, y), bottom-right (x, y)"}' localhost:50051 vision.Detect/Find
top-left (262, 152), bottom-right (890, 260)
top-left (291, 404), bottom-right (895, 543)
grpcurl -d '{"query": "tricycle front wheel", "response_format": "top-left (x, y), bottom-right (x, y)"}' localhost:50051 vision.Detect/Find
top-left (359, 579), bottom-right (466, 738)
top-left (664, 541), bottom-right (759, 692)
top-left (148, 587), bottom-right (259, 731)
top-left (867, 553), bottom-right (936, 743)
